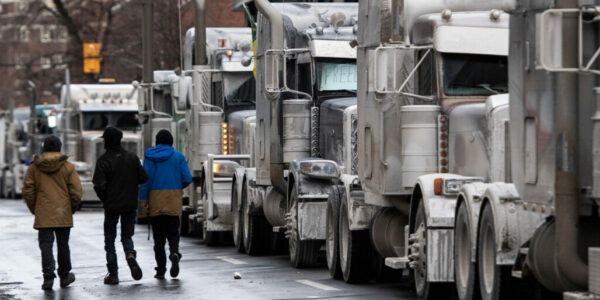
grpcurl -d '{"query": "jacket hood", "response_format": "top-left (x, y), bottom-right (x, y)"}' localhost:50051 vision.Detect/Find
top-left (34, 152), bottom-right (68, 173)
top-left (144, 144), bottom-right (175, 162)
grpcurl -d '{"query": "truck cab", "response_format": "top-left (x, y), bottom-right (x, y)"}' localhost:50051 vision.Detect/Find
top-left (58, 84), bottom-right (141, 203)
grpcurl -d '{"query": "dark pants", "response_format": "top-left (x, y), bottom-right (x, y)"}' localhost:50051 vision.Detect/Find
top-left (38, 228), bottom-right (71, 279)
top-left (151, 215), bottom-right (180, 272)
top-left (104, 210), bottom-right (137, 274)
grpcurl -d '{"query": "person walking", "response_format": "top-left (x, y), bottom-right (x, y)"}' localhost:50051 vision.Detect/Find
top-left (139, 130), bottom-right (191, 280)
top-left (93, 127), bottom-right (148, 285)
top-left (22, 135), bottom-right (81, 290)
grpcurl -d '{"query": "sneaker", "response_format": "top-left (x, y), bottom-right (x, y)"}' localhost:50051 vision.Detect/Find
top-left (59, 273), bottom-right (75, 288)
top-left (169, 253), bottom-right (181, 278)
top-left (126, 253), bottom-right (143, 280)
top-left (41, 276), bottom-right (54, 290)
top-left (154, 267), bottom-right (166, 280)
top-left (104, 272), bottom-right (119, 285)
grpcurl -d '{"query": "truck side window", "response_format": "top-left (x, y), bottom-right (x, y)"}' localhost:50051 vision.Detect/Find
top-left (417, 50), bottom-right (435, 96)
top-left (297, 62), bottom-right (312, 95)
top-left (212, 81), bottom-right (224, 109)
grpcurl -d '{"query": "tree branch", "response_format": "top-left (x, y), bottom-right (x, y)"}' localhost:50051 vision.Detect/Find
top-left (51, 0), bottom-right (83, 45)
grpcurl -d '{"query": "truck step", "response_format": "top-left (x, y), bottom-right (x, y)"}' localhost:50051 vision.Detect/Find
top-left (385, 257), bottom-right (409, 270)
top-left (511, 270), bottom-right (523, 279)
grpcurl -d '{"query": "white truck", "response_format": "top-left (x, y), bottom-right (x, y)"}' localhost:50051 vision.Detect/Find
top-left (225, 1), bottom-right (361, 266)
top-left (1, 106), bottom-right (31, 199)
top-left (58, 84), bottom-right (141, 203)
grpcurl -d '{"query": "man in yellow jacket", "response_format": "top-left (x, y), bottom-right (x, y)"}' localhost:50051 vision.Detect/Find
top-left (22, 135), bottom-right (82, 290)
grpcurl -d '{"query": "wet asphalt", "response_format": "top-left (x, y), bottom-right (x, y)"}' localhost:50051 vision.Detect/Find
top-left (0, 199), bottom-right (418, 300)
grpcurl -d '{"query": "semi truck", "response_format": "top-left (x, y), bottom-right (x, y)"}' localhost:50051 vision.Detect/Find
top-left (226, 1), bottom-right (360, 265)
top-left (135, 0), bottom-right (256, 240)
top-left (1, 106), bottom-right (31, 199)
top-left (58, 83), bottom-right (141, 203)
top-left (182, 25), bottom-right (256, 243)
top-left (330, 1), bottom-right (600, 300)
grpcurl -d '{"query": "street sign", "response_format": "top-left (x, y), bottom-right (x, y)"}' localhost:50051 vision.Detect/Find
top-left (83, 43), bottom-right (101, 74)
top-left (84, 58), bottom-right (100, 74)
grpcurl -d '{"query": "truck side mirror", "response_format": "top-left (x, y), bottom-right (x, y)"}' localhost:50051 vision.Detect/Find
top-left (18, 146), bottom-right (29, 162)
top-left (536, 8), bottom-right (600, 73)
top-left (265, 50), bottom-right (281, 93)
top-left (176, 76), bottom-right (192, 111)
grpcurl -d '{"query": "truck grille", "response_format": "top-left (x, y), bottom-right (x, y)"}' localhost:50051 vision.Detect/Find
top-left (122, 140), bottom-right (139, 157)
top-left (95, 140), bottom-right (105, 161)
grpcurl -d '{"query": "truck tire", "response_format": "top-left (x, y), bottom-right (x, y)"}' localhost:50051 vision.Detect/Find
top-left (232, 179), bottom-right (245, 253)
top-left (326, 186), bottom-right (343, 279)
top-left (477, 203), bottom-right (513, 300)
top-left (455, 200), bottom-right (480, 300)
top-left (203, 224), bottom-right (219, 246)
top-left (242, 183), bottom-right (269, 255)
top-left (413, 200), bottom-right (454, 299)
top-left (339, 195), bottom-right (371, 283)
top-left (289, 183), bottom-right (321, 268)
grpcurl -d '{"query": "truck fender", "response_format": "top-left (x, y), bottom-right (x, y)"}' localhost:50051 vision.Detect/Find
top-left (411, 173), bottom-right (468, 230)
top-left (479, 182), bottom-right (521, 265)
top-left (456, 182), bottom-right (488, 262)
top-left (231, 167), bottom-right (246, 213)
top-left (339, 174), bottom-right (377, 230)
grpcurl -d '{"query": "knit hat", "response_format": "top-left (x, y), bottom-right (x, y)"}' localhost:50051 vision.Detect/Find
top-left (101, 127), bottom-right (123, 150)
top-left (155, 129), bottom-right (173, 146)
top-left (42, 135), bottom-right (62, 153)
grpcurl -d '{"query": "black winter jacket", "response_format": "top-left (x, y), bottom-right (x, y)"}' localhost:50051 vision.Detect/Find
top-left (93, 147), bottom-right (148, 212)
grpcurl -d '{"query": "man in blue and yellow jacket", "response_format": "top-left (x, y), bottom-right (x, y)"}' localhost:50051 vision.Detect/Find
top-left (139, 130), bottom-right (191, 280)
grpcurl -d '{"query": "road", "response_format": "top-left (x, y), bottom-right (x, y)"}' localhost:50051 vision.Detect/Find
top-left (0, 199), bottom-right (418, 300)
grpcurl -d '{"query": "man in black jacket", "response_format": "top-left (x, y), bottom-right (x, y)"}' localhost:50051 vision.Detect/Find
top-left (93, 127), bottom-right (148, 285)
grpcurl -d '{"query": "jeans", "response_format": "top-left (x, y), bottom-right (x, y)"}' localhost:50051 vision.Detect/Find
top-left (104, 210), bottom-right (137, 274)
top-left (38, 228), bottom-right (71, 279)
top-left (150, 215), bottom-right (180, 272)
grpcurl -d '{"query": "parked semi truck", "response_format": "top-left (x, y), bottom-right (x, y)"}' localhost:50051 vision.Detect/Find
top-left (1, 106), bottom-right (31, 199)
top-left (330, 1), bottom-right (600, 300)
top-left (58, 83), bottom-right (141, 203)
top-left (136, 0), bottom-right (256, 240)
top-left (180, 4), bottom-right (256, 243)
top-left (226, 1), bottom-right (359, 265)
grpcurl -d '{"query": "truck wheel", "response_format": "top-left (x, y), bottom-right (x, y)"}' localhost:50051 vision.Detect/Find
top-left (203, 223), bottom-right (219, 246)
top-left (289, 183), bottom-right (321, 268)
top-left (477, 203), bottom-right (513, 300)
top-left (339, 195), bottom-right (371, 283)
top-left (242, 183), bottom-right (269, 255)
top-left (412, 200), bottom-right (453, 299)
top-left (455, 200), bottom-right (480, 300)
top-left (232, 179), bottom-right (244, 253)
top-left (326, 186), bottom-right (342, 279)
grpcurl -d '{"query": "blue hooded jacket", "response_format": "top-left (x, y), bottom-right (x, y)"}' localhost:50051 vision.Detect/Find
top-left (139, 144), bottom-right (192, 216)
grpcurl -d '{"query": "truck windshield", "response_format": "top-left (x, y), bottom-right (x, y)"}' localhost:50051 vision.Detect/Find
top-left (442, 53), bottom-right (508, 96)
top-left (224, 73), bottom-right (255, 106)
top-left (316, 61), bottom-right (357, 92)
top-left (82, 111), bottom-right (140, 131)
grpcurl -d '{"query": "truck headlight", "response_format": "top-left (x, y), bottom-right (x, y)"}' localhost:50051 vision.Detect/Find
top-left (299, 160), bottom-right (339, 180)
top-left (212, 161), bottom-right (240, 177)
top-left (442, 177), bottom-right (484, 195)
top-left (72, 161), bottom-right (92, 176)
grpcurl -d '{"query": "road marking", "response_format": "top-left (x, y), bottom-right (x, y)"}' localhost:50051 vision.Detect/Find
top-left (296, 280), bottom-right (340, 291)
top-left (216, 256), bottom-right (247, 265)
